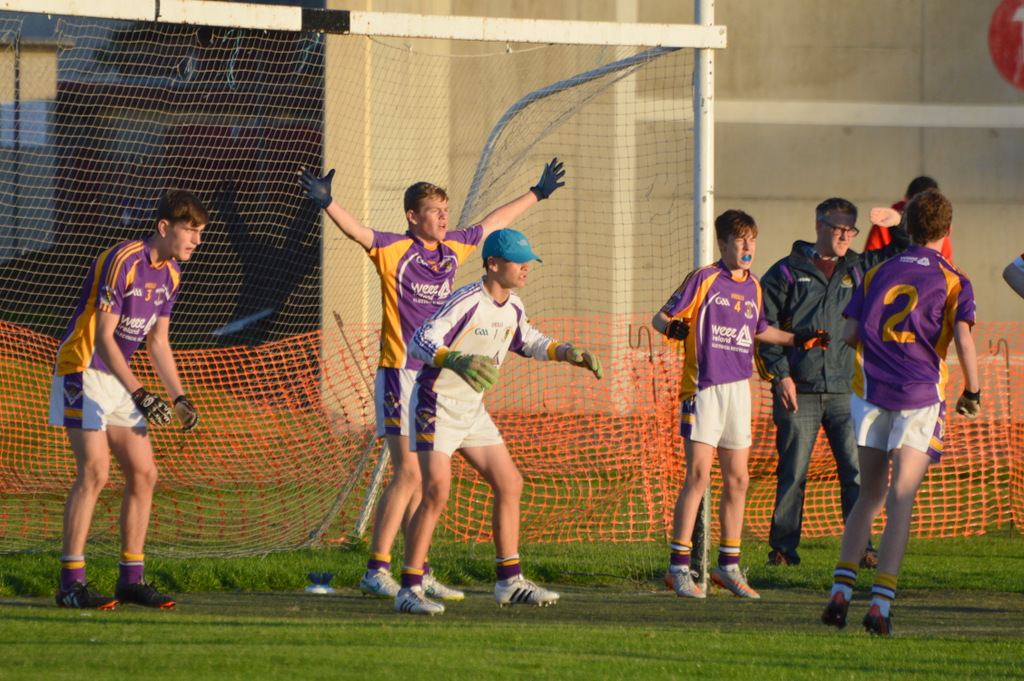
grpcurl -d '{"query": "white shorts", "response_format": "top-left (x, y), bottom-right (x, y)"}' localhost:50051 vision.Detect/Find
top-left (375, 367), bottom-right (415, 438)
top-left (49, 369), bottom-right (145, 431)
top-left (850, 394), bottom-right (945, 461)
top-left (409, 387), bottom-right (503, 456)
top-left (679, 380), bottom-right (752, 450)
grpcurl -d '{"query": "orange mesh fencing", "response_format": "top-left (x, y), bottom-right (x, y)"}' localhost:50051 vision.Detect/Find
top-left (2, 317), bottom-right (1021, 557)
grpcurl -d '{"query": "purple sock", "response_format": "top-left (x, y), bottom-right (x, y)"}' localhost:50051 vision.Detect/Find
top-left (60, 556), bottom-right (86, 591)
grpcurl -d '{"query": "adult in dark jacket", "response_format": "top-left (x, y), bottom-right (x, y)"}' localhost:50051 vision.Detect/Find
top-left (756, 197), bottom-right (909, 566)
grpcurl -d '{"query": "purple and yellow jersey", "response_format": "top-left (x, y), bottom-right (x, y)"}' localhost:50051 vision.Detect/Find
top-left (409, 280), bottom-right (557, 403)
top-left (844, 245), bottom-right (976, 411)
top-left (54, 238), bottom-right (181, 376)
top-left (368, 225), bottom-right (483, 371)
top-left (660, 261), bottom-right (769, 401)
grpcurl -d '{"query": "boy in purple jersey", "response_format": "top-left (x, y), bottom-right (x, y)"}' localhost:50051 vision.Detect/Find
top-left (391, 229), bottom-right (602, 615)
top-left (49, 190), bottom-right (208, 610)
top-left (300, 160), bottom-right (565, 601)
top-left (652, 210), bottom-right (829, 600)
top-left (821, 189), bottom-right (980, 636)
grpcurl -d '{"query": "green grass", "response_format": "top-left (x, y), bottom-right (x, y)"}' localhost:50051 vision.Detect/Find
top-left (1, 532), bottom-right (1022, 680)
top-left (3, 531), bottom-right (1023, 596)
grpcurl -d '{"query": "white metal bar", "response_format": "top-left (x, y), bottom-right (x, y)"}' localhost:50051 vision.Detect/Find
top-left (0, 1), bottom-right (726, 49)
top-left (346, 11), bottom-right (726, 48)
top-left (717, 100), bottom-right (1024, 129)
top-left (159, 0), bottom-right (303, 31)
top-left (691, 0), bottom-right (715, 595)
top-left (0, 0), bottom-right (153, 21)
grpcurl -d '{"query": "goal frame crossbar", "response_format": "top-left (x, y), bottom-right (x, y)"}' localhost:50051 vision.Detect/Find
top-left (0, 1), bottom-right (727, 48)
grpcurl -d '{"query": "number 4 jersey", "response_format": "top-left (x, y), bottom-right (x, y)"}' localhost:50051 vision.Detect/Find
top-left (659, 261), bottom-right (769, 401)
top-left (843, 245), bottom-right (976, 410)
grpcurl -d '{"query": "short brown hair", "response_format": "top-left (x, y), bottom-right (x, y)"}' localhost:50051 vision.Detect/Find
top-left (905, 188), bottom-right (952, 245)
top-left (156, 189), bottom-right (209, 227)
top-left (715, 209), bottom-right (757, 242)
top-left (815, 197), bottom-right (858, 223)
top-left (404, 181), bottom-right (449, 213)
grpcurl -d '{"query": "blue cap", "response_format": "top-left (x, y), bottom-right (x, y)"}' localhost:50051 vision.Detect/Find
top-left (481, 228), bottom-right (542, 263)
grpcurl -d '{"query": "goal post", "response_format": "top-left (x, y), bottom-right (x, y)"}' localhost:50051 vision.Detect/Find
top-left (0, 0), bottom-right (725, 568)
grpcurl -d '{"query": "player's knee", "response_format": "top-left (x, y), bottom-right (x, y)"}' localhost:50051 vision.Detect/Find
top-left (722, 471), bottom-right (750, 495)
top-left (683, 466), bottom-right (712, 491)
top-left (421, 477), bottom-right (451, 509)
top-left (496, 469), bottom-right (523, 501)
top-left (127, 464), bottom-right (159, 491)
top-left (76, 461), bottom-right (110, 492)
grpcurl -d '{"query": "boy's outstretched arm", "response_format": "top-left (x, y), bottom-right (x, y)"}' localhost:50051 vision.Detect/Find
top-left (953, 320), bottom-right (981, 418)
top-left (479, 158), bottom-right (565, 239)
top-left (554, 343), bottom-right (603, 379)
top-left (755, 326), bottom-right (830, 349)
top-left (299, 168), bottom-right (374, 250)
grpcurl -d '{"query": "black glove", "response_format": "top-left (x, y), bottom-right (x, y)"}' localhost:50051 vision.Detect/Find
top-left (299, 168), bottom-right (335, 209)
top-left (664, 319), bottom-right (690, 341)
top-left (530, 157), bottom-right (565, 200)
top-left (173, 394), bottom-right (199, 432)
top-left (131, 388), bottom-right (173, 426)
top-left (955, 389), bottom-right (981, 419)
top-left (793, 328), bottom-right (830, 350)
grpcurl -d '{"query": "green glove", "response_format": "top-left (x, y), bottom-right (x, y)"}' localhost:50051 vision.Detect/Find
top-left (564, 345), bottom-right (604, 379)
top-left (442, 351), bottom-right (500, 392)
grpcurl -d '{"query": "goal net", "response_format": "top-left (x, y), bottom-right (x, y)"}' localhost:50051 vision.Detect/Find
top-left (0, 7), bottom-right (1019, 573)
top-left (0, 9), bottom-right (699, 560)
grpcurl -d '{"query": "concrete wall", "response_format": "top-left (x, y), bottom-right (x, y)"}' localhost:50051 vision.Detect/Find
top-left (336, 0), bottom-right (1024, 321)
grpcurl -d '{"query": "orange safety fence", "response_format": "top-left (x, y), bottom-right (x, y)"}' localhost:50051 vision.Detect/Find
top-left (1, 317), bottom-right (1021, 557)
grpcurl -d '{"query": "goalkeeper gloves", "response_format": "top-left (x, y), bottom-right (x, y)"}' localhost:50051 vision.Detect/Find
top-left (299, 168), bottom-right (335, 210)
top-left (442, 351), bottom-right (500, 393)
top-left (956, 389), bottom-right (981, 419)
top-left (664, 319), bottom-right (690, 341)
top-left (131, 388), bottom-right (173, 426)
top-left (530, 157), bottom-right (565, 200)
top-left (563, 345), bottom-right (604, 379)
top-left (793, 328), bottom-right (831, 350)
top-left (173, 394), bottom-right (199, 432)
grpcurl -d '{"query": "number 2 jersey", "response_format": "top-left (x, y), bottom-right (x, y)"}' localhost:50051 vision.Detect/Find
top-left (54, 238), bottom-right (181, 376)
top-left (659, 261), bottom-right (769, 401)
top-left (843, 245), bottom-right (976, 411)
top-left (409, 279), bottom-right (558, 403)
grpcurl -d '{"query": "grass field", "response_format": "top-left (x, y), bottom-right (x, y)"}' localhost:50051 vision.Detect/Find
top-left (1, 533), bottom-right (1022, 680)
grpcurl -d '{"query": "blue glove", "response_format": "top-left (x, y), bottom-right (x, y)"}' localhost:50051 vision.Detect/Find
top-left (300, 168), bottom-right (335, 209)
top-left (530, 157), bottom-right (565, 200)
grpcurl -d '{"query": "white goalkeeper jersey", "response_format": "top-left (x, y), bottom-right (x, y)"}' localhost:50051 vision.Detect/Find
top-left (410, 279), bottom-right (558, 402)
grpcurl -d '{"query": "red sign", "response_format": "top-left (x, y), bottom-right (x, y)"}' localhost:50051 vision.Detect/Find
top-left (989, 0), bottom-right (1024, 90)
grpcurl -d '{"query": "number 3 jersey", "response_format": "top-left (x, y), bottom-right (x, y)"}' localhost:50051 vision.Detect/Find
top-left (409, 279), bottom-right (558, 403)
top-left (659, 261), bottom-right (769, 401)
top-left (54, 238), bottom-right (181, 376)
top-left (843, 245), bottom-right (976, 410)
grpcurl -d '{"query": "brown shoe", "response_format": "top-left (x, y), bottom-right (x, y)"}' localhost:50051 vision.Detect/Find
top-left (860, 551), bottom-right (878, 569)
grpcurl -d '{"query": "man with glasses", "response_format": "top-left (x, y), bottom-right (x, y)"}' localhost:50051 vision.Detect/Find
top-left (755, 198), bottom-right (909, 567)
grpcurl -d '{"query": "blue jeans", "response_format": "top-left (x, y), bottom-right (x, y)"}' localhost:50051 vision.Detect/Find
top-left (768, 391), bottom-right (862, 561)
